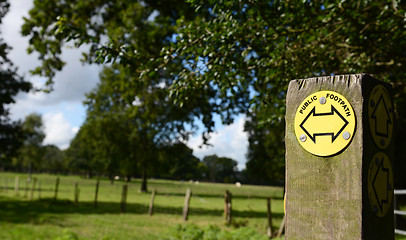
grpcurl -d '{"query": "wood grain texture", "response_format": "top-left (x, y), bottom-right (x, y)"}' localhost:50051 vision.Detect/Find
top-left (285, 74), bottom-right (394, 240)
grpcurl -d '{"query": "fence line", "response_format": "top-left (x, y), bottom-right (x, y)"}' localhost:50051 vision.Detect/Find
top-left (395, 189), bottom-right (406, 235)
top-left (0, 174), bottom-right (285, 238)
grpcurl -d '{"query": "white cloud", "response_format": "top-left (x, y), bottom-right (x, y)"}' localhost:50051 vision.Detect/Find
top-left (43, 112), bottom-right (77, 150)
top-left (3, 0), bottom-right (101, 115)
top-left (3, 0), bottom-right (100, 150)
top-left (188, 116), bottom-right (248, 170)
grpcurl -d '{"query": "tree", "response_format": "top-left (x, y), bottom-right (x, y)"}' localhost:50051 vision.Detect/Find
top-left (164, 0), bottom-right (406, 111)
top-left (22, 0), bottom-right (222, 138)
top-left (64, 122), bottom-right (107, 178)
top-left (202, 155), bottom-right (238, 183)
top-left (23, 0), bottom-right (406, 128)
top-left (0, 0), bottom-right (31, 166)
top-left (82, 64), bottom-right (204, 191)
top-left (18, 113), bottom-right (45, 179)
top-left (244, 106), bottom-right (285, 185)
top-left (22, 0), bottom-right (219, 190)
top-left (42, 145), bottom-right (65, 174)
top-left (159, 142), bottom-right (203, 181)
top-left (163, 0), bottom-right (406, 186)
top-left (22, 1), bottom-right (406, 185)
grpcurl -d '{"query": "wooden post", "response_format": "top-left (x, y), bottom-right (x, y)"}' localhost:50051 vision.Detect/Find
top-left (54, 177), bottom-right (60, 201)
top-left (149, 188), bottom-right (156, 216)
top-left (24, 179), bottom-right (28, 198)
top-left (30, 177), bottom-right (37, 201)
top-left (121, 184), bottom-right (128, 213)
top-left (94, 179), bottom-right (99, 208)
top-left (266, 198), bottom-right (273, 238)
top-left (277, 215), bottom-right (286, 238)
top-left (3, 178), bottom-right (7, 193)
top-left (182, 188), bottom-right (192, 221)
top-left (224, 190), bottom-right (232, 225)
top-left (38, 181), bottom-right (41, 199)
top-left (15, 176), bottom-right (19, 196)
top-left (74, 182), bottom-right (80, 205)
top-left (285, 74), bottom-right (395, 239)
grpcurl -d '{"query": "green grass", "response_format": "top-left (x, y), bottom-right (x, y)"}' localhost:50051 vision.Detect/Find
top-left (0, 172), bottom-right (284, 240)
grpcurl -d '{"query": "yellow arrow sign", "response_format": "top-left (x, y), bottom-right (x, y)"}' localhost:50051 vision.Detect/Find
top-left (294, 91), bottom-right (356, 156)
top-left (368, 152), bottom-right (393, 217)
top-left (369, 85), bottom-right (393, 149)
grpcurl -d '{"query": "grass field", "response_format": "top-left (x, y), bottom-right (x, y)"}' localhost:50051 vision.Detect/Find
top-left (2, 172), bottom-right (405, 239)
top-left (0, 172), bottom-right (285, 240)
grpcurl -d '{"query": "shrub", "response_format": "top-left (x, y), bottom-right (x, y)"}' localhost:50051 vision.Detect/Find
top-left (165, 224), bottom-right (269, 240)
top-left (54, 229), bottom-right (78, 240)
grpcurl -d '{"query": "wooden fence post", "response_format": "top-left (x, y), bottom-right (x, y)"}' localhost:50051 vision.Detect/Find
top-left (24, 178), bottom-right (28, 198)
top-left (54, 177), bottom-right (60, 201)
top-left (94, 179), bottom-right (99, 208)
top-left (30, 177), bottom-right (37, 201)
top-left (285, 74), bottom-right (395, 239)
top-left (149, 188), bottom-right (156, 216)
top-left (15, 176), bottom-right (19, 196)
top-left (121, 184), bottom-right (128, 213)
top-left (276, 215), bottom-right (286, 238)
top-left (3, 178), bottom-right (7, 193)
top-left (266, 198), bottom-right (273, 238)
top-left (38, 181), bottom-right (41, 199)
top-left (224, 190), bottom-right (232, 225)
top-left (74, 182), bottom-right (80, 205)
top-left (182, 188), bottom-right (192, 221)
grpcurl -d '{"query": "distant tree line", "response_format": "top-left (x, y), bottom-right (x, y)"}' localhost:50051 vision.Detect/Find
top-left (5, 114), bottom-right (243, 189)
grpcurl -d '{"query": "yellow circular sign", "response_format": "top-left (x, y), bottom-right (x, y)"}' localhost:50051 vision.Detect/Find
top-left (294, 91), bottom-right (356, 156)
top-left (368, 85), bottom-right (393, 149)
top-left (368, 152), bottom-right (393, 217)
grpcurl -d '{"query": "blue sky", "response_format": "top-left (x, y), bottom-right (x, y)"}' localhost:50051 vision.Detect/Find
top-left (3, 0), bottom-right (248, 170)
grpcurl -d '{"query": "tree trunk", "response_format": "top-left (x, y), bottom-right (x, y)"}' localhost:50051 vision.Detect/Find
top-left (141, 171), bottom-right (147, 192)
top-left (109, 173), bottom-right (114, 185)
top-left (88, 169), bottom-right (93, 179)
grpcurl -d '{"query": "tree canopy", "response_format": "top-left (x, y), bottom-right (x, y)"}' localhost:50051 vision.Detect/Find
top-left (202, 155), bottom-right (238, 183)
top-left (79, 63), bottom-right (206, 190)
top-left (23, 0), bottom-right (406, 116)
top-left (0, 0), bottom-right (31, 164)
top-left (21, 0), bottom-right (406, 186)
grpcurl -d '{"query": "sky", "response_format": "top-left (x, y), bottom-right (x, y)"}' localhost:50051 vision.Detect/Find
top-left (2, 0), bottom-right (249, 169)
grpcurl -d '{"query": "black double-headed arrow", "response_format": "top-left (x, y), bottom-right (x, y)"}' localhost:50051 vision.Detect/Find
top-left (300, 105), bottom-right (349, 143)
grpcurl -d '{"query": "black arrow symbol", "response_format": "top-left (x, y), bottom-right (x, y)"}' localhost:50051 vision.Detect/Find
top-left (300, 105), bottom-right (349, 143)
top-left (371, 94), bottom-right (392, 138)
top-left (372, 157), bottom-right (389, 213)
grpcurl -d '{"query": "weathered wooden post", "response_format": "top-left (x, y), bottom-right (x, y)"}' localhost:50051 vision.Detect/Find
top-left (266, 198), bottom-right (273, 238)
top-left (30, 177), bottom-right (37, 201)
top-left (54, 177), bottom-right (60, 201)
top-left (74, 182), bottom-right (80, 205)
top-left (94, 179), bottom-right (99, 208)
top-left (15, 176), bottom-right (19, 196)
top-left (224, 190), bottom-right (232, 225)
top-left (38, 181), bottom-right (41, 199)
top-left (121, 184), bottom-right (128, 213)
top-left (3, 178), bottom-right (7, 193)
top-left (24, 178), bottom-right (28, 198)
top-left (285, 74), bottom-right (394, 239)
top-left (149, 188), bottom-right (156, 216)
top-left (182, 188), bottom-right (192, 221)
top-left (277, 215), bottom-right (286, 238)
